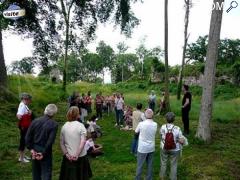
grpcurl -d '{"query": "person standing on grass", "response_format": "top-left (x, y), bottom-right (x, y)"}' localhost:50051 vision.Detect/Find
top-left (159, 112), bottom-right (185, 180)
top-left (114, 93), bottom-right (124, 127)
top-left (131, 103), bottom-right (144, 154)
top-left (135, 109), bottom-right (157, 180)
top-left (59, 106), bottom-right (92, 180)
top-left (148, 90), bottom-right (156, 112)
top-left (16, 93), bottom-right (32, 163)
top-left (95, 93), bottom-right (104, 119)
top-left (25, 104), bottom-right (58, 180)
top-left (182, 84), bottom-right (192, 135)
top-left (85, 91), bottom-right (92, 114)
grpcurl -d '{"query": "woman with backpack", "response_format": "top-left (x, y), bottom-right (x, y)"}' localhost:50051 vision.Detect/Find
top-left (159, 112), bottom-right (185, 180)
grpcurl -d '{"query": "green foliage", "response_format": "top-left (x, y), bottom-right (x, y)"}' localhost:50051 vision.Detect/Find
top-left (9, 57), bottom-right (36, 74)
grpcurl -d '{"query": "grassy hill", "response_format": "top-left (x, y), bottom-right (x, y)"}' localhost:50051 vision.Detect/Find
top-left (0, 75), bottom-right (240, 179)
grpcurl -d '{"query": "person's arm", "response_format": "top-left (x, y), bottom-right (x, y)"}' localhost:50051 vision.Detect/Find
top-left (178, 128), bottom-right (185, 145)
top-left (134, 123), bottom-right (141, 138)
top-left (60, 130), bottom-right (68, 155)
top-left (42, 124), bottom-right (58, 156)
top-left (182, 98), bottom-right (190, 108)
top-left (75, 135), bottom-right (86, 157)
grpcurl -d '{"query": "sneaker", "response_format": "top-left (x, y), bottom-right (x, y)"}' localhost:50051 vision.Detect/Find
top-left (24, 155), bottom-right (31, 160)
top-left (18, 157), bottom-right (30, 163)
top-left (114, 123), bottom-right (118, 127)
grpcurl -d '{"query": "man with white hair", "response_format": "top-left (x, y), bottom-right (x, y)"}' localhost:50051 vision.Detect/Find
top-left (135, 109), bottom-right (157, 180)
top-left (25, 104), bottom-right (58, 180)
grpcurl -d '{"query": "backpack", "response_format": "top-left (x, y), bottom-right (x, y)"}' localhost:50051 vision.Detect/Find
top-left (164, 125), bottom-right (176, 150)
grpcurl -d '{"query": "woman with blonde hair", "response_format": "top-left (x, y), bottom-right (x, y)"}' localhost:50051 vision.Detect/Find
top-left (59, 106), bottom-right (92, 180)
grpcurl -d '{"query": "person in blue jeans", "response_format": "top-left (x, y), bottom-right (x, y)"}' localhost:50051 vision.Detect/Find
top-left (25, 104), bottom-right (58, 180)
top-left (135, 109), bottom-right (157, 180)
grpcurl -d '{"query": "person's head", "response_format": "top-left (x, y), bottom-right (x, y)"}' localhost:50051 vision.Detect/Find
top-left (165, 112), bottom-right (175, 123)
top-left (66, 106), bottom-right (80, 121)
top-left (183, 84), bottom-right (189, 94)
top-left (89, 115), bottom-right (97, 122)
top-left (145, 108), bottom-right (154, 119)
top-left (87, 91), bottom-right (91, 96)
top-left (20, 93), bottom-right (32, 105)
top-left (151, 90), bottom-right (155, 95)
top-left (136, 103), bottom-right (143, 110)
top-left (117, 93), bottom-right (120, 98)
top-left (44, 104), bottom-right (58, 117)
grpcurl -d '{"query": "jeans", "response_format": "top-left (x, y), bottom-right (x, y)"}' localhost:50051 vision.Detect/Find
top-left (131, 136), bottom-right (138, 154)
top-left (32, 156), bottom-right (52, 180)
top-left (160, 150), bottom-right (180, 180)
top-left (135, 152), bottom-right (154, 180)
top-left (182, 108), bottom-right (190, 134)
top-left (115, 109), bottom-right (123, 125)
top-left (149, 102), bottom-right (155, 112)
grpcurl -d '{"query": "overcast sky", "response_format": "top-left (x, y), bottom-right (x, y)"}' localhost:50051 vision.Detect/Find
top-left (2, 0), bottom-right (240, 67)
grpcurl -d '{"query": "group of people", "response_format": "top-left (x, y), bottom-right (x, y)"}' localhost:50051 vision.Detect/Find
top-left (17, 94), bottom-right (104, 180)
top-left (132, 108), bottom-right (188, 180)
top-left (15, 84), bottom-right (192, 180)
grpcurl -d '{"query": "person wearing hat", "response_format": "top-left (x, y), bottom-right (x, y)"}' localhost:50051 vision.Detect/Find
top-left (148, 90), bottom-right (156, 112)
top-left (16, 93), bottom-right (32, 163)
top-left (25, 104), bottom-right (58, 180)
top-left (159, 112), bottom-right (185, 180)
top-left (135, 109), bottom-right (157, 180)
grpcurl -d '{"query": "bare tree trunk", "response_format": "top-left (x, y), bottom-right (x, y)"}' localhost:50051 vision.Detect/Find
top-left (196, 0), bottom-right (224, 142)
top-left (0, 28), bottom-right (7, 89)
top-left (177, 0), bottom-right (191, 100)
top-left (164, 0), bottom-right (170, 111)
top-left (63, 22), bottom-right (69, 91)
top-left (61, 0), bottom-right (74, 91)
top-left (121, 65), bottom-right (124, 82)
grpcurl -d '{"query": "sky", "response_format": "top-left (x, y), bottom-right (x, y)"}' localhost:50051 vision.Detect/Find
top-left (2, 0), bottom-right (240, 68)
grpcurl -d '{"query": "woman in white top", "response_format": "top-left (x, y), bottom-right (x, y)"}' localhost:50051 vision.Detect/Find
top-left (59, 106), bottom-right (92, 180)
top-left (16, 93), bottom-right (32, 163)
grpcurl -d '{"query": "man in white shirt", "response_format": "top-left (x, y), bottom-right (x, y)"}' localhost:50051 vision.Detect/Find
top-left (159, 112), bottom-right (185, 180)
top-left (135, 109), bottom-right (157, 180)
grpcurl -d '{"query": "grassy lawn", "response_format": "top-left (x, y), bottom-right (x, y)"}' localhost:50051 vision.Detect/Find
top-left (0, 76), bottom-right (240, 179)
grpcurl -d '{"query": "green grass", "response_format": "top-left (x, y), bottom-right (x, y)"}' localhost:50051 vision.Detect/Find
top-left (0, 75), bottom-right (240, 179)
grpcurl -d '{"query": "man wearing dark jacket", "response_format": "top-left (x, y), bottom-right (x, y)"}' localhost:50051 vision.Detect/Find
top-left (25, 104), bottom-right (58, 180)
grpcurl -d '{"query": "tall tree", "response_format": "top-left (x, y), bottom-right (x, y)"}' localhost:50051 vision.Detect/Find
top-left (164, 0), bottom-right (170, 111)
top-left (45, 0), bottom-right (140, 91)
top-left (9, 57), bottom-right (36, 74)
top-left (116, 42), bottom-right (129, 82)
top-left (0, 0), bottom-right (40, 89)
top-left (0, 28), bottom-right (7, 88)
top-left (96, 41), bottom-right (115, 80)
top-left (196, 0), bottom-right (224, 142)
top-left (177, 0), bottom-right (191, 100)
